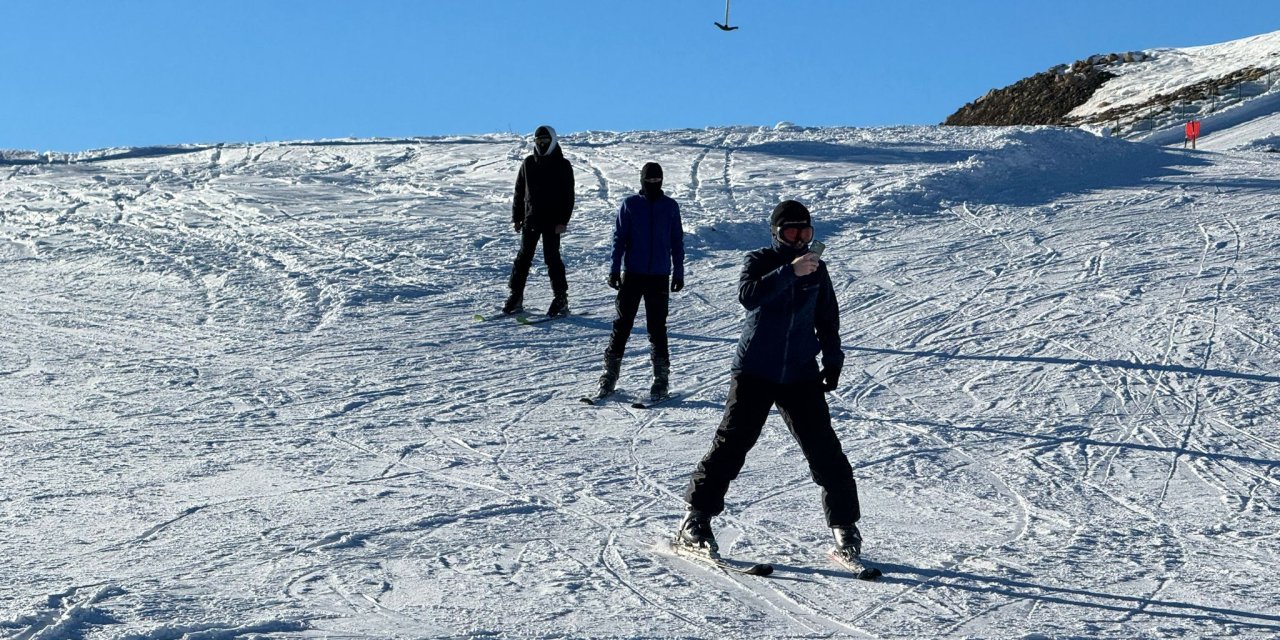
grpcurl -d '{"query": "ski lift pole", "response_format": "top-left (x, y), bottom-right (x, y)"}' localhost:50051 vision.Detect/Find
top-left (715, 0), bottom-right (738, 30)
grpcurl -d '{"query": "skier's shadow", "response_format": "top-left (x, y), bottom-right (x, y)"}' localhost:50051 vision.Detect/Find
top-left (521, 309), bottom-right (736, 349)
top-left (768, 560), bottom-right (1280, 632)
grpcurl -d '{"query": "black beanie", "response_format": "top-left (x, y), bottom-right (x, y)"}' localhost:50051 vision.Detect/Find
top-left (770, 200), bottom-right (811, 228)
top-left (534, 125), bottom-right (553, 138)
top-left (641, 162), bottom-right (663, 183)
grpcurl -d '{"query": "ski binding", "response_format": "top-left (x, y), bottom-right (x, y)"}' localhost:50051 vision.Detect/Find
top-left (828, 549), bottom-right (882, 580)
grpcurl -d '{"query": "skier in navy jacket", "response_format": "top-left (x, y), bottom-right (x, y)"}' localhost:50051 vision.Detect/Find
top-left (595, 162), bottom-right (685, 402)
top-left (676, 200), bottom-right (864, 566)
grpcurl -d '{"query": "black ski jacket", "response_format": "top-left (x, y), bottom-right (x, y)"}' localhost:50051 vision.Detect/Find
top-left (512, 146), bottom-right (575, 230)
top-left (732, 240), bottom-right (844, 385)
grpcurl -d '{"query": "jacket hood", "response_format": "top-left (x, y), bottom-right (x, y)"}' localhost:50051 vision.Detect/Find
top-left (533, 125), bottom-right (560, 157)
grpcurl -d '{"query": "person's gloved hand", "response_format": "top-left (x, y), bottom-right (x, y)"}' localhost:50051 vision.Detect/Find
top-left (670, 277), bottom-right (684, 293)
top-left (514, 219), bottom-right (523, 232)
top-left (608, 272), bottom-right (622, 290)
top-left (820, 366), bottom-right (842, 392)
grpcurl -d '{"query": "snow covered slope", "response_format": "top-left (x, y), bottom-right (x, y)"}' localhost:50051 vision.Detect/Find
top-left (1071, 30), bottom-right (1280, 148)
top-left (1073, 31), bottom-right (1280, 119)
top-left (3, 126), bottom-right (1280, 638)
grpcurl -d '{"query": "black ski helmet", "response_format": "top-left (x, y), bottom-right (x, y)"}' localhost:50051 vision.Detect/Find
top-left (770, 200), bottom-right (810, 230)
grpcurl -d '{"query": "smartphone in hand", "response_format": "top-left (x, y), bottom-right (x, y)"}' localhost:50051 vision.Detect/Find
top-left (809, 240), bottom-right (826, 257)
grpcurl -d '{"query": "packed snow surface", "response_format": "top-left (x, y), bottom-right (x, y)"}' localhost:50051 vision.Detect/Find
top-left (3, 125), bottom-right (1280, 638)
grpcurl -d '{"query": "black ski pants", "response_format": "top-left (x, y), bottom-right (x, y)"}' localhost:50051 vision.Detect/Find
top-left (606, 273), bottom-right (669, 362)
top-left (685, 373), bottom-right (860, 526)
top-left (509, 225), bottom-right (567, 297)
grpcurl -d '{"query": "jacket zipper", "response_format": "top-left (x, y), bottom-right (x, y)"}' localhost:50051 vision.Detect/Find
top-left (648, 197), bottom-right (658, 274)
top-left (780, 261), bottom-right (796, 382)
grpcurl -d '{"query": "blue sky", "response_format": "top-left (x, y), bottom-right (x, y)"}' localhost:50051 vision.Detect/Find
top-left (4, 1), bottom-right (1280, 151)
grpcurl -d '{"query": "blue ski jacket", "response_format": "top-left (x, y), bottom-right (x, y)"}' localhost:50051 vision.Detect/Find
top-left (610, 191), bottom-right (685, 278)
top-left (732, 239), bottom-right (844, 385)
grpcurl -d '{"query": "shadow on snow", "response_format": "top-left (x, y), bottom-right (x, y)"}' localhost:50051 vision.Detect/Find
top-left (771, 561), bottom-right (1280, 633)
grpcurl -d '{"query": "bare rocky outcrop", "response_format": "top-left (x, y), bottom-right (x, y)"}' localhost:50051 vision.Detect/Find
top-left (945, 48), bottom-right (1277, 132)
top-left (943, 52), bottom-right (1148, 127)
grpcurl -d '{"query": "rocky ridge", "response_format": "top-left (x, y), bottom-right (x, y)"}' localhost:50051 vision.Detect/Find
top-left (943, 52), bottom-right (1149, 127)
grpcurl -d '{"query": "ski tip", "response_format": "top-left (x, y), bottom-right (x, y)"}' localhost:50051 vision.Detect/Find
top-left (746, 563), bottom-right (774, 576)
top-left (472, 314), bottom-right (485, 322)
top-left (859, 567), bottom-right (883, 580)
top-left (630, 402), bottom-right (646, 409)
top-left (579, 397), bottom-right (595, 405)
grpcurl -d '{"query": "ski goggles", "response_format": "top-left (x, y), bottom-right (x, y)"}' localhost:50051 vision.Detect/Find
top-left (778, 224), bottom-right (814, 244)
top-left (643, 177), bottom-right (663, 184)
top-left (534, 136), bottom-right (552, 145)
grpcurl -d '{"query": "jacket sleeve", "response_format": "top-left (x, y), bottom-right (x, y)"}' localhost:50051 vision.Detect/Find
top-left (559, 160), bottom-right (575, 225)
top-left (815, 263), bottom-right (845, 371)
top-left (739, 251), bottom-right (796, 310)
top-left (610, 200), bottom-right (628, 275)
top-left (671, 201), bottom-right (685, 280)
top-left (512, 160), bottom-right (527, 225)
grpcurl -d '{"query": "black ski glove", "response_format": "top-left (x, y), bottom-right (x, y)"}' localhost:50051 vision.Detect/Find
top-left (608, 272), bottom-right (622, 290)
top-left (820, 366), bottom-right (841, 392)
top-left (671, 277), bottom-right (684, 293)
top-left (514, 219), bottom-right (523, 233)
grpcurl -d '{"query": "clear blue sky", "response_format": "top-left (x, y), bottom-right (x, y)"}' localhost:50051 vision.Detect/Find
top-left (4, 1), bottom-right (1280, 151)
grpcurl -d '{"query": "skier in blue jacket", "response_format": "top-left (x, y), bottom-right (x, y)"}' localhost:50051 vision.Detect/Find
top-left (676, 200), bottom-right (864, 567)
top-left (595, 162), bottom-right (685, 402)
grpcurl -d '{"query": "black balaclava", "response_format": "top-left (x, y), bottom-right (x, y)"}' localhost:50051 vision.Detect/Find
top-left (769, 200), bottom-right (812, 254)
top-left (533, 125), bottom-right (558, 157)
top-left (641, 162), bottom-right (663, 200)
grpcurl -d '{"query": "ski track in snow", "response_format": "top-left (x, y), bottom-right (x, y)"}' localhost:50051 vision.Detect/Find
top-left (3, 126), bottom-right (1280, 638)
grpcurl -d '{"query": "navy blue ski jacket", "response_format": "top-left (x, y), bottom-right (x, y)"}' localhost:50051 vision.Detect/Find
top-left (610, 191), bottom-right (685, 278)
top-left (732, 239), bottom-right (844, 385)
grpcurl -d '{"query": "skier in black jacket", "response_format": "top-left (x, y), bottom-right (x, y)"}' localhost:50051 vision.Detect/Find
top-left (505, 125), bottom-right (576, 317)
top-left (596, 162), bottom-right (685, 402)
top-left (677, 200), bottom-right (864, 565)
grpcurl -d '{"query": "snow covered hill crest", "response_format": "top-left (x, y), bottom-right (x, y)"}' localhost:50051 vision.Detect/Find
top-left (3, 124), bottom-right (1280, 638)
top-left (946, 29), bottom-right (1280, 148)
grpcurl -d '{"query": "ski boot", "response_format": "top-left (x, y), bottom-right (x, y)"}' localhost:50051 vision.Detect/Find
top-left (547, 293), bottom-right (569, 317)
top-left (829, 523), bottom-right (880, 579)
top-left (649, 356), bottom-right (670, 402)
top-left (674, 510), bottom-right (718, 555)
top-left (831, 524), bottom-right (862, 562)
top-left (597, 354), bottom-right (622, 399)
top-left (502, 293), bottom-right (523, 315)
